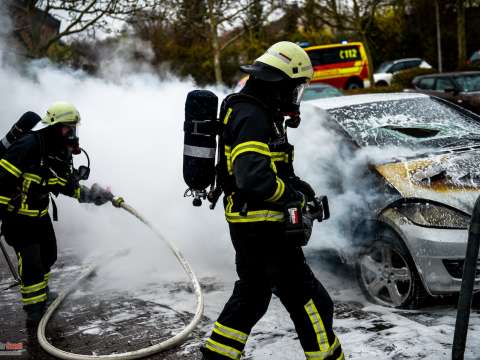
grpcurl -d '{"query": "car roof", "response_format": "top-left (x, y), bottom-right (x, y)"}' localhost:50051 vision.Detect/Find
top-left (392, 57), bottom-right (423, 63)
top-left (303, 92), bottom-right (428, 110)
top-left (308, 82), bottom-right (336, 88)
top-left (415, 71), bottom-right (480, 79)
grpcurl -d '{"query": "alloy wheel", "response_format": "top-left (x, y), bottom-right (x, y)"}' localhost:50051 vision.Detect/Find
top-left (358, 243), bottom-right (413, 307)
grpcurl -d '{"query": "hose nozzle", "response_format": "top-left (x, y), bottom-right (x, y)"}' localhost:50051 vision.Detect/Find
top-left (112, 196), bottom-right (125, 208)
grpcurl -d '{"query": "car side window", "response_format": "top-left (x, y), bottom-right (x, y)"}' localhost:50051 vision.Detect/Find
top-left (307, 49), bottom-right (323, 66)
top-left (435, 78), bottom-right (455, 91)
top-left (417, 77), bottom-right (435, 90)
top-left (307, 46), bottom-right (362, 67)
top-left (405, 60), bottom-right (421, 69)
top-left (389, 62), bottom-right (405, 73)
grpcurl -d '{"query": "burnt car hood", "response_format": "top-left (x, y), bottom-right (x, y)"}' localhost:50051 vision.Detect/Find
top-left (374, 147), bottom-right (480, 214)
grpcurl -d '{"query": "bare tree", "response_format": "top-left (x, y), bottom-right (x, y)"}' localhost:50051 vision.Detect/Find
top-left (204, 0), bottom-right (281, 85)
top-left (456, 0), bottom-right (466, 67)
top-left (434, 0), bottom-right (443, 72)
top-left (10, 0), bottom-right (159, 57)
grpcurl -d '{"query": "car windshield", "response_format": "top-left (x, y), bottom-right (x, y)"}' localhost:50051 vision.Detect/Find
top-left (303, 85), bottom-right (342, 100)
top-left (376, 61), bottom-right (392, 73)
top-left (454, 74), bottom-right (480, 92)
top-left (328, 97), bottom-right (480, 150)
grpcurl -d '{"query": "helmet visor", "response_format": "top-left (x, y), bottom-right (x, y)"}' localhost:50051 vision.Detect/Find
top-left (61, 123), bottom-right (81, 154)
top-left (62, 123), bottom-right (79, 141)
top-left (292, 82), bottom-right (309, 106)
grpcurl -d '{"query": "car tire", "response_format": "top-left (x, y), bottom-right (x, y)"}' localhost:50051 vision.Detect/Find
top-left (375, 81), bottom-right (389, 87)
top-left (346, 78), bottom-right (363, 90)
top-left (355, 229), bottom-right (428, 309)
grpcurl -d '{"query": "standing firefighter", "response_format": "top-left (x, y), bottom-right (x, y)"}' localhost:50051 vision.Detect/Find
top-left (0, 102), bottom-right (113, 324)
top-left (201, 42), bottom-right (344, 359)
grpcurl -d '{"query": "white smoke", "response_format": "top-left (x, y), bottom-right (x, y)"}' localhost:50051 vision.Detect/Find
top-left (291, 104), bottom-right (417, 255)
top-left (0, 16), bottom-right (405, 294)
top-left (0, 31), bottom-right (235, 293)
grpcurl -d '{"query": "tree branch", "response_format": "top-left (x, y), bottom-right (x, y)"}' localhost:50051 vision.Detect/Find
top-left (41, 0), bottom-right (111, 51)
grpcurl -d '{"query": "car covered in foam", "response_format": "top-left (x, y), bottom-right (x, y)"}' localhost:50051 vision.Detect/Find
top-left (302, 92), bottom-right (480, 308)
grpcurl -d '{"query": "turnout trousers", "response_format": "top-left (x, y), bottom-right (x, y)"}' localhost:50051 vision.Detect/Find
top-left (1, 213), bottom-right (57, 310)
top-left (202, 221), bottom-right (344, 360)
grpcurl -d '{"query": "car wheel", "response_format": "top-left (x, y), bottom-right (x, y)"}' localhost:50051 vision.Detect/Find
top-left (346, 79), bottom-right (363, 90)
top-left (356, 230), bottom-right (428, 309)
top-left (375, 81), bottom-right (389, 87)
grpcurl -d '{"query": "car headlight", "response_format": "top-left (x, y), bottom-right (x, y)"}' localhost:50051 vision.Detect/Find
top-left (397, 202), bottom-right (470, 229)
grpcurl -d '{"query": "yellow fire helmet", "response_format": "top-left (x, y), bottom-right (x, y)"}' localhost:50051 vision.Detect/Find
top-left (42, 101), bottom-right (81, 126)
top-left (240, 41), bottom-right (313, 82)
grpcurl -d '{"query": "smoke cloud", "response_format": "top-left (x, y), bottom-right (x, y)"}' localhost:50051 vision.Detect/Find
top-left (292, 105), bottom-right (417, 255)
top-left (0, 21), bottom-right (398, 294)
top-left (0, 32), bottom-right (235, 293)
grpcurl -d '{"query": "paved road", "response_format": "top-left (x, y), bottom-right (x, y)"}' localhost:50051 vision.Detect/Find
top-left (2, 243), bottom-right (480, 359)
top-left (0, 246), bottom-right (205, 359)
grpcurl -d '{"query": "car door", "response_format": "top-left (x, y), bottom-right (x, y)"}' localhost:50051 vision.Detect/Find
top-left (389, 62), bottom-right (406, 74)
top-left (413, 76), bottom-right (435, 95)
top-left (432, 77), bottom-right (458, 103)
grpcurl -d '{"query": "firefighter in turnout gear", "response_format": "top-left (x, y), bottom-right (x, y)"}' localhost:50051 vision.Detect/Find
top-left (0, 102), bottom-right (112, 324)
top-left (201, 42), bottom-right (344, 359)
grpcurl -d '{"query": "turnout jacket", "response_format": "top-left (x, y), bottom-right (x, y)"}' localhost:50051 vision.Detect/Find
top-left (220, 91), bottom-right (298, 223)
top-left (0, 132), bottom-right (80, 218)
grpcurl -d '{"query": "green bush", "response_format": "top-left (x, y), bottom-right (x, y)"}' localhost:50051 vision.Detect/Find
top-left (391, 67), bottom-right (437, 88)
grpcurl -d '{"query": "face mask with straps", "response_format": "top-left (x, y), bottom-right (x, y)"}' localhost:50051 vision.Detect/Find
top-left (280, 80), bottom-right (310, 128)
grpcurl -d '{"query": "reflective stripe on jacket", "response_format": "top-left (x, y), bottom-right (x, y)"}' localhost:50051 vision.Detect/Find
top-left (0, 133), bottom-right (80, 217)
top-left (219, 93), bottom-right (297, 223)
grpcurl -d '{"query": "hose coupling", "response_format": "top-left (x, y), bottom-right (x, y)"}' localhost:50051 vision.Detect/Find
top-left (112, 196), bottom-right (125, 208)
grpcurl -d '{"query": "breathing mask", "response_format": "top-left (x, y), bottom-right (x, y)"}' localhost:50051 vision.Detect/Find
top-left (61, 123), bottom-right (81, 155)
top-left (281, 80), bottom-right (309, 128)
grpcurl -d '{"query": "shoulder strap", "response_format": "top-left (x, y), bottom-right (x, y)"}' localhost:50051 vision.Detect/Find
top-left (220, 93), bottom-right (268, 115)
top-left (33, 132), bottom-right (47, 167)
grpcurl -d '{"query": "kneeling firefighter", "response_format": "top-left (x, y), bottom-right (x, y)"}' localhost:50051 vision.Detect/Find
top-left (200, 42), bottom-right (344, 359)
top-left (0, 102), bottom-right (113, 324)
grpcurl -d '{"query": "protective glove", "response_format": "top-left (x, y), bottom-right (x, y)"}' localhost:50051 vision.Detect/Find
top-left (79, 183), bottom-right (113, 206)
top-left (301, 214), bottom-right (314, 246)
top-left (289, 176), bottom-right (316, 202)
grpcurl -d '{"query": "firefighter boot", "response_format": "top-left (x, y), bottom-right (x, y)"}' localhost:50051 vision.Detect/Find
top-left (24, 302), bottom-right (46, 327)
top-left (46, 290), bottom-right (59, 307)
top-left (200, 347), bottom-right (227, 360)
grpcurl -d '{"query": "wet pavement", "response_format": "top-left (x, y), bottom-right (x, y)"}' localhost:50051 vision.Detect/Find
top-left (2, 244), bottom-right (480, 359)
top-left (0, 246), bottom-right (205, 359)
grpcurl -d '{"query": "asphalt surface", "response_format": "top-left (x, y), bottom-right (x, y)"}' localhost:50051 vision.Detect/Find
top-left (2, 242), bottom-right (480, 359)
top-left (0, 245), bottom-right (205, 359)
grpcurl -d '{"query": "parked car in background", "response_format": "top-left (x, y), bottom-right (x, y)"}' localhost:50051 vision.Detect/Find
top-left (234, 77), bottom-right (344, 101)
top-left (411, 71), bottom-right (480, 115)
top-left (303, 42), bottom-right (370, 90)
top-left (303, 83), bottom-right (343, 101)
top-left (303, 93), bottom-right (480, 308)
top-left (374, 58), bottom-right (432, 86)
top-left (468, 50), bottom-right (480, 66)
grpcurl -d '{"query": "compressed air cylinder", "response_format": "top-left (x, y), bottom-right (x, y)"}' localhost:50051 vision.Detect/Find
top-left (0, 112), bottom-right (41, 156)
top-left (183, 90), bottom-right (219, 193)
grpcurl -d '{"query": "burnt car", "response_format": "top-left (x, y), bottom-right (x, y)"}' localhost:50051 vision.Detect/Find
top-left (411, 71), bottom-right (480, 114)
top-left (301, 93), bottom-right (480, 308)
